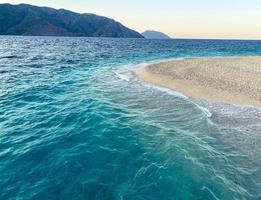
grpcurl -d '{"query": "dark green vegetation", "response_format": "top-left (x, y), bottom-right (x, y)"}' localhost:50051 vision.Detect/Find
top-left (0, 3), bottom-right (143, 38)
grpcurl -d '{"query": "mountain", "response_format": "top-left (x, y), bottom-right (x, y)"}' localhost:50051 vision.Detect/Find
top-left (142, 30), bottom-right (171, 39)
top-left (0, 3), bottom-right (143, 38)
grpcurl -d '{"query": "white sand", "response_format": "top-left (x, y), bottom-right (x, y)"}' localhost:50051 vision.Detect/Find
top-left (137, 57), bottom-right (261, 107)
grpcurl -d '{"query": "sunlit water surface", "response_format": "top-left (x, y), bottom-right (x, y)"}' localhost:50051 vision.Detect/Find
top-left (0, 36), bottom-right (261, 200)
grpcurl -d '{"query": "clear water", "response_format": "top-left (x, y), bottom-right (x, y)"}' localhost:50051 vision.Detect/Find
top-left (0, 36), bottom-right (261, 200)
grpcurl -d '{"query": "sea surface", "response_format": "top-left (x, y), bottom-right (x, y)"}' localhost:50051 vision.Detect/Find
top-left (0, 36), bottom-right (261, 200)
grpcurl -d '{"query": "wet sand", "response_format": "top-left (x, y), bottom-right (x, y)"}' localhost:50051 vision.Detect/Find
top-left (137, 57), bottom-right (261, 107)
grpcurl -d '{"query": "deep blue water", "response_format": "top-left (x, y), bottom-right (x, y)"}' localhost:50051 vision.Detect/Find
top-left (0, 36), bottom-right (261, 200)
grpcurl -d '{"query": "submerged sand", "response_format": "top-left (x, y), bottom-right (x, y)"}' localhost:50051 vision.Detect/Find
top-left (137, 57), bottom-right (261, 107)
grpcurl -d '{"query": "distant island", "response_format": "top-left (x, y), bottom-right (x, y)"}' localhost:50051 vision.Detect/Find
top-left (0, 3), bottom-right (143, 38)
top-left (142, 30), bottom-right (171, 39)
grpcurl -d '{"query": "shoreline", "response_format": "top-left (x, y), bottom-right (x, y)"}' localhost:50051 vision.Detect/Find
top-left (137, 57), bottom-right (261, 107)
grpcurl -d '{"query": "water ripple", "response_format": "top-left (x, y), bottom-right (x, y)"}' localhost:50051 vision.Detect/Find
top-left (0, 36), bottom-right (261, 199)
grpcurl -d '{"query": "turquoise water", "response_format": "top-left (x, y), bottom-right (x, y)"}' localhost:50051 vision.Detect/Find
top-left (0, 36), bottom-right (261, 200)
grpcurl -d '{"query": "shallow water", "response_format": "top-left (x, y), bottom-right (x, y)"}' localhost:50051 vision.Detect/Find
top-left (0, 36), bottom-right (261, 200)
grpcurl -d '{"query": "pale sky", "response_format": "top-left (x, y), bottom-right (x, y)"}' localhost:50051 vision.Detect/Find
top-left (1, 0), bottom-right (261, 39)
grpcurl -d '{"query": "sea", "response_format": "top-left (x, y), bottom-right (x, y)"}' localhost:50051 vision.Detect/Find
top-left (0, 36), bottom-right (261, 200)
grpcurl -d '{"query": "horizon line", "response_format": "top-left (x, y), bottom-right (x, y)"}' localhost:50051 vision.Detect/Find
top-left (1, 3), bottom-right (260, 41)
top-left (0, 34), bottom-right (260, 41)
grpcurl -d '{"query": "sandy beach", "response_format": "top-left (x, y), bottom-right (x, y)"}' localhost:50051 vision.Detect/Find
top-left (137, 57), bottom-right (261, 107)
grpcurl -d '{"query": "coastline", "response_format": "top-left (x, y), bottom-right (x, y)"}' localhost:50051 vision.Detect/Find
top-left (137, 57), bottom-right (261, 107)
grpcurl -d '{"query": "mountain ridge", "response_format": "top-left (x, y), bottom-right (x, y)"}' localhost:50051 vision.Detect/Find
top-left (0, 3), bottom-right (143, 38)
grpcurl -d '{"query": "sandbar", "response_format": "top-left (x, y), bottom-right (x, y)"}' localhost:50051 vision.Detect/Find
top-left (137, 57), bottom-right (261, 107)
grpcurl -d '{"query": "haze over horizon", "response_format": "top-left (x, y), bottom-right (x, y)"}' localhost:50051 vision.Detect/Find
top-left (1, 0), bottom-right (261, 40)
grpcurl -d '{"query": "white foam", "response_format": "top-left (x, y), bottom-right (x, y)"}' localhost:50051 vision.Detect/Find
top-left (195, 104), bottom-right (213, 118)
top-left (118, 62), bottom-right (151, 71)
top-left (114, 62), bottom-right (152, 82)
top-left (228, 103), bottom-right (261, 111)
top-left (138, 77), bottom-right (213, 118)
top-left (201, 186), bottom-right (220, 200)
top-left (143, 83), bottom-right (189, 99)
top-left (115, 58), bottom-right (215, 118)
top-left (114, 71), bottom-right (131, 81)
